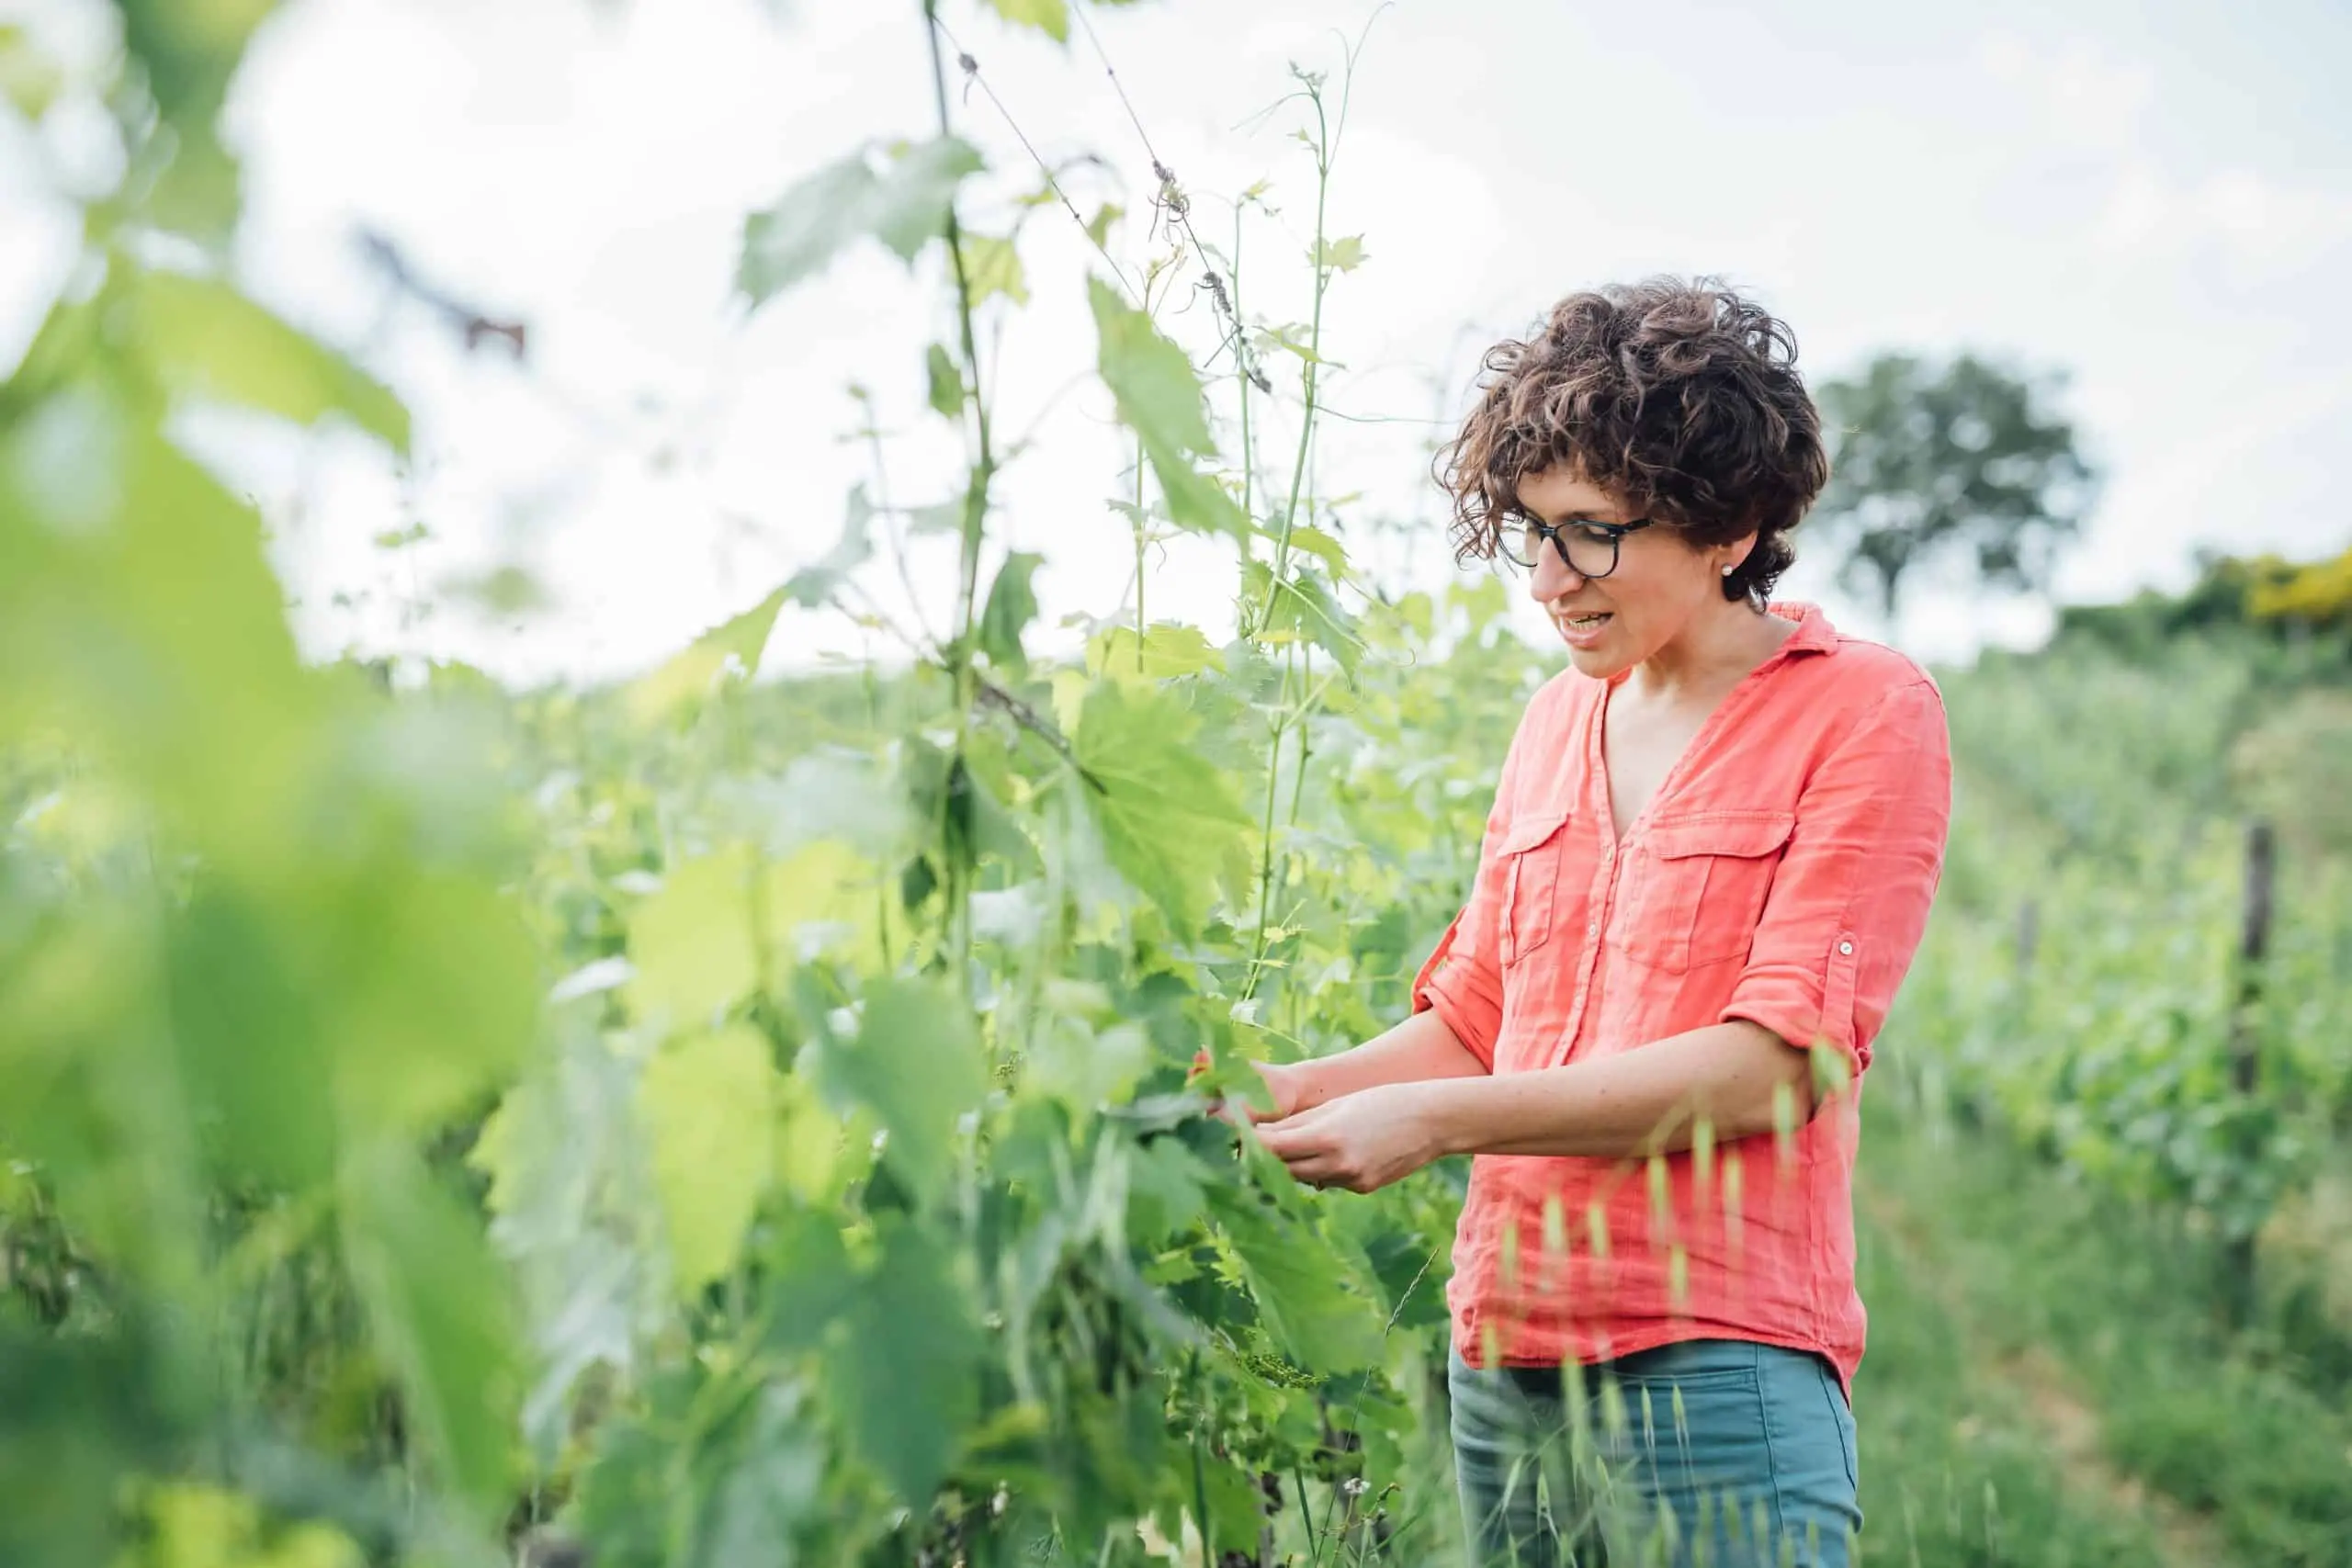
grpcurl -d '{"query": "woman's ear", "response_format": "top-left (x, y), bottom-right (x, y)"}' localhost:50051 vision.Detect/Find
top-left (1720, 531), bottom-right (1760, 578)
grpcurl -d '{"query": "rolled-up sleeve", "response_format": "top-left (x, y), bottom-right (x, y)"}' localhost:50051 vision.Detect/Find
top-left (1721, 677), bottom-right (1952, 1074)
top-left (1408, 728), bottom-right (1531, 1070)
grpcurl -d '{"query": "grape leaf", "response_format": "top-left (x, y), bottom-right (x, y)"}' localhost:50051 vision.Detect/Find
top-left (782, 486), bottom-right (876, 609)
top-left (738, 156), bottom-right (879, 302)
top-left (701, 1382), bottom-right (827, 1565)
top-left (961, 233), bottom-right (1030, 306)
top-left (739, 137), bottom-right (983, 306)
top-left (978, 550), bottom-right (1043, 671)
top-left (1089, 276), bottom-right (1211, 455)
top-left (983, 0), bottom-right (1069, 39)
top-left (165, 886), bottom-right (336, 1186)
top-left (1199, 1454), bottom-right (1272, 1556)
top-left (1283, 524), bottom-right (1350, 576)
top-left (340, 1148), bottom-right (521, 1523)
top-left (1088, 276), bottom-right (1247, 540)
top-left (926, 343), bottom-right (964, 419)
top-left (1151, 454), bottom-right (1249, 541)
top-left (626, 588), bottom-right (791, 727)
top-left (1313, 234), bottom-right (1368, 272)
top-left (764, 1206), bottom-right (859, 1354)
top-left (469, 1026), bottom-right (666, 1460)
top-left (1246, 559), bottom-right (1362, 677)
top-left (139, 270), bottom-right (408, 451)
top-left (1207, 1188), bottom-right (1383, 1372)
top-left (763, 838), bottom-right (890, 975)
top-left (1070, 680), bottom-right (1254, 935)
top-left (639, 1024), bottom-right (777, 1297)
top-left (839, 1216), bottom-right (981, 1506)
top-left (1086, 622), bottom-right (1226, 682)
top-left (628, 846), bottom-right (759, 1028)
top-left (810, 979), bottom-right (988, 1204)
top-left (869, 137), bottom-right (987, 261)
top-left (0, 27), bottom-right (64, 119)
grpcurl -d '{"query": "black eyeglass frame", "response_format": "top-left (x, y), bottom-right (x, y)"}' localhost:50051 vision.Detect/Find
top-left (1498, 515), bottom-right (1657, 579)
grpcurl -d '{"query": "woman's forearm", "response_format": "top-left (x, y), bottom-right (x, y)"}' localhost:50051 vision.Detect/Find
top-left (1295, 1006), bottom-right (1487, 1112)
top-left (1418, 1021), bottom-right (1819, 1160)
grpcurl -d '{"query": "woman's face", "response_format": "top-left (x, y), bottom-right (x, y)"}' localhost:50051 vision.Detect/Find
top-left (1511, 465), bottom-right (1747, 680)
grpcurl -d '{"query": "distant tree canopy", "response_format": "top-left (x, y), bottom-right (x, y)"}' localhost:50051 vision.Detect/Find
top-left (2056, 546), bottom-right (2352, 674)
top-left (1808, 353), bottom-right (2097, 616)
top-left (2248, 543), bottom-right (2352, 631)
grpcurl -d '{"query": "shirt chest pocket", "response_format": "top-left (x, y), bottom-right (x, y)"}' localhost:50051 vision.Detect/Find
top-left (1497, 810), bottom-right (1574, 968)
top-left (1613, 811), bottom-right (1796, 973)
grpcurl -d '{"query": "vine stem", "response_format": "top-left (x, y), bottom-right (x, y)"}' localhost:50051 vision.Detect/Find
top-left (1253, 81), bottom-right (1334, 633)
top-left (1234, 200), bottom-right (1257, 529)
top-left (1240, 81), bottom-right (1337, 987)
top-left (1248, 649), bottom-right (1288, 983)
top-left (1134, 434), bottom-right (1148, 669)
top-left (922, 0), bottom-right (995, 989)
top-left (1187, 1350), bottom-right (1216, 1568)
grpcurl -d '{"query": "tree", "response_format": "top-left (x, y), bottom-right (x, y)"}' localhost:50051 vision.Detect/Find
top-left (2249, 541), bottom-right (2352, 633)
top-left (1809, 353), bottom-right (2097, 617)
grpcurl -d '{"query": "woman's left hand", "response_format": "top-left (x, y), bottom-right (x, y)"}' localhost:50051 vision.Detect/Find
top-left (1255, 1082), bottom-right (1447, 1194)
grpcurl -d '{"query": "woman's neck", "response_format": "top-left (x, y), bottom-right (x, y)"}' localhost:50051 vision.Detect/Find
top-left (1623, 600), bottom-right (1798, 704)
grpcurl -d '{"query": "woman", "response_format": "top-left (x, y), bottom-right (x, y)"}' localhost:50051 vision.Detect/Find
top-left (1244, 279), bottom-right (1952, 1566)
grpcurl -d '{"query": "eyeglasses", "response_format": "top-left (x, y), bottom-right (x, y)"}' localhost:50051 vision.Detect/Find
top-left (1499, 515), bottom-right (1655, 579)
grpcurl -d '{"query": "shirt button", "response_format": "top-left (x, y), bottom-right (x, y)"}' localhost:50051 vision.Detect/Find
top-left (1838, 940), bottom-right (1855, 955)
top-left (1587, 919), bottom-right (1600, 935)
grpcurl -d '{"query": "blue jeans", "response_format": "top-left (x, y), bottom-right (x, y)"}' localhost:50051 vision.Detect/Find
top-left (1448, 1338), bottom-right (1860, 1567)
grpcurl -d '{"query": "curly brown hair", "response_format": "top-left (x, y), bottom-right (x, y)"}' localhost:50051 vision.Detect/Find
top-left (1436, 276), bottom-right (1830, 604)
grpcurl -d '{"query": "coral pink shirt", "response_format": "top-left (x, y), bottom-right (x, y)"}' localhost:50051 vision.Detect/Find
top-left (1412, 603), bottom-right (1951, 1396)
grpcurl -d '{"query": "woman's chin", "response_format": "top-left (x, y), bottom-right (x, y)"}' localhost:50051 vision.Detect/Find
top-left (1560, 637), bottom-right (1632, 679)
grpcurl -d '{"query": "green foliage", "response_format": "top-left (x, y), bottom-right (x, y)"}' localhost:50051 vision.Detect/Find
top-left (1312, 234), bottom-right (1369, 273)
top-left (780, 488), bottom-right (876, 611)
top-left (625, 587), bottom-right (789, 726)
top-left (738, 136), bottom-right (985, 305)
top-left (1246, 558), bottom-right (1362, 677)
top-left (1906, 634), bottom-right (2352, 1246)
top-left (961, 231), bottom-right (1031, 306)
top-left (1087, 622), bottom-right (1225, 682)
top-left (1088, 276), bottom-right (1249, 540)
top-left (0, 26), bottom-right (65, 119)
top-left (639, 1025), bottom-right (778, 1295)
top-left (1206, 1189), bottom-right (1384, 1372)
top-left (2058, 547), bottom-right (2352, 677)
top-left (837, 1216), bottom-right (983, 1505)
top-left (978, 549), bottom-right (1044, 671)
top-left (807, 979), bottom-right (988, 1207)
top-left (983, 0), bottom-right (1071, 41)
top-left (926, 342), bottom-right (966, 418)
top-left (136, 271), bottom-right (410, 450)
top-left (1069, 680), bottom-right (1256, 937)
top-left (338, 1150), bottom-right (521, 1523)
top-left (8, 8), bottom-right (2346, 1568)
top-left (627, 847), bottom-right (761, 1025)
top-left (115, 0), bottom-right (286, 240)
top-left (2251, 543), bottom-right (2352, 630)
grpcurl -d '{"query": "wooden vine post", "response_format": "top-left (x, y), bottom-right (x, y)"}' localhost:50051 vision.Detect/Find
top-left (2223, 818), bottom-right (2275, 1325)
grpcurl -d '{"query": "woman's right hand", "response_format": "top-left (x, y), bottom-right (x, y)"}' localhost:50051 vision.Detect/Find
top-left (1237, 1058), bottom-right (1320, 1123)
top-left (1197, 1055), bottom-right (1323, 1124)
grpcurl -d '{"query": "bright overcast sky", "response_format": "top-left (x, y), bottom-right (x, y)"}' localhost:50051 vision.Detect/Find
top-left (5, 0), bottom-right (2350, 684)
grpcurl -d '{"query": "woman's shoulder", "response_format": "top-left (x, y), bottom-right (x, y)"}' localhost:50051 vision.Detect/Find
top-left (1771, 604), bottom-right (1945, 716)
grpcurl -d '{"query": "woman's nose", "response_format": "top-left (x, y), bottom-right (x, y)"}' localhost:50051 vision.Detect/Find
top-left (1530, 548), bottom-right (1584, 601)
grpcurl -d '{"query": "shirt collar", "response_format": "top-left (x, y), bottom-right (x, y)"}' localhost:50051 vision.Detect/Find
top-left (1766, 601), bottom-right (1839, 658)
